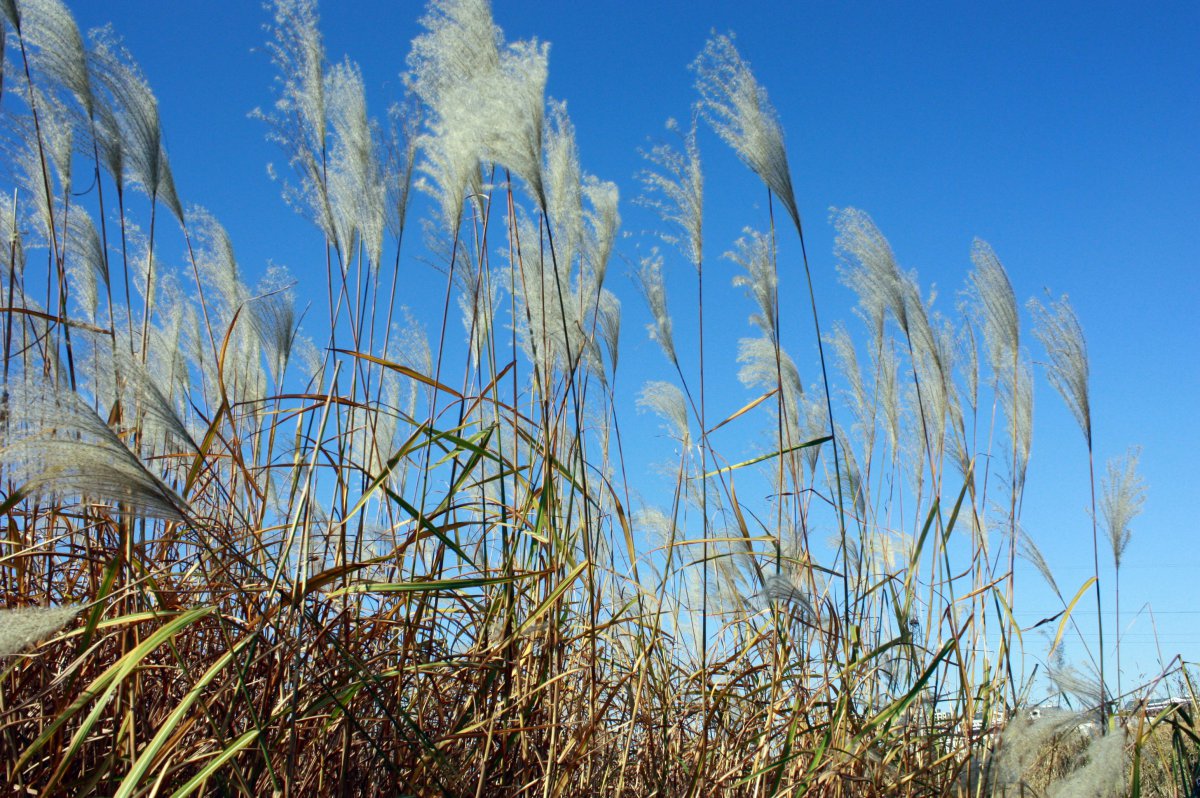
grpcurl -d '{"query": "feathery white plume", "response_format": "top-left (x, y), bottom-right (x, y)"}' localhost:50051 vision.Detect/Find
top-left (385, 99), bottom-right (421, 237)
top-left (0, 605), bottom-right (79, 657)
top-left (0, 195), bottom-right (27, 279)
top-left (635, 248), bottom-right (676, 366)
top-left (23, 0), bottom-right (94, 117)
top-left (582, 175), bottom-right (619, 287)
top-left (249, 269), bottom-right (298, 385)
top-left (727, 228), bottom-right (776, 338)
top-left (1029, 292), bottom-right (1091, 445)
top-left (259, 0), bottom-right (330, 236)
top-left (638, 117), bottom-right (702, 269)
top-left (89, 27), bottom-right (182, 221)
top-left (596, 287), bottom-right (621, 378)
top-left (64, 208), bottom-right (106, 321)
top-left (89, 336), bottom-right (196, 457)
top-left (967, 239), bottom-right (1020, 384)
top-left (760, 572), bottom-right (815, 620)
top-left (1, 375), bottom-right (190, 520)
top-left (1047, 731), bottom-right (1127, 798)
top-left (325, 58), bottom-right (386, 265)
top-left (736, 336), bottom-right (803, 438)
top-left (638, 380), bottom-right (689, 446)
top-left (1018, 529), bottom-right (1060, 596)
top-left (693, 33), bottom-right (798, 228)
top-left (542, 101), bottom-right (583, 264)
top-left (1100, 446), bottom-right (1145, 570)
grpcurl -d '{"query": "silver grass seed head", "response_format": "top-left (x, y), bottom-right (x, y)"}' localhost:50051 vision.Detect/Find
top-left (759, 572), bottom-right (815, 621)
top-left (394, 307), bottom-right (433, 378)
top-left (267, 0), bottom-right (327, 150)
top-left (89, 27), bottom-right (182, 221)
top-left (258, 0), bottom-right (329, 238)
top-left (727, 227), bottom-right (776, 338)
top-left (408, 0), bottom-right (502, 109)
top-left (470, 37), bottom-right (548, 203)
top-left (1100, 446), bottom-right (1145, 570)
top-left (91, 85), bottom-right (124, 185)
top-left (1002, 357), bottom-right (1034, 498)
top-left (152, 293), bottom-right (192, 402)
top-left (875, 340), bottom-right (902, 456)
top-left (967, 238), bottom-right (1020, 383)
top-left (293, 334), bottom-right (324, 390)
top-left (832, 207), bottom-right (904, 337)
top-left (636, 506), bottom-right (678, 553)
top-left (1018, 528), bottom-right (1060, 596)
top-left (249, 269), bottom-right (298, 385)
top-left (834, 423), bottom-right (867, 519)
top-left (64, 208), bottom-right (106, 320)
top-left (1047, 661), bottom-right (1104, 708)
top-left (582, 175), bottom-right (619, 287)
top-left (1, 376), bottom-right (189, 520)
top-left (693, 33), bottom-right (798, 228)
top-left (596, 287), bottom-right (621, 378)
top-left (897, 270), bottom-right (941, 368)
top-left (959, 318), bottom-right (980, 416)
top-left (635, 248), bottom-right (676, 366)
top-left (542, 100), bottom-right (583, 264)
top-left (864, 530), bottom-right (913, 574)
top-left (65, 206), bottom-right (106, 285)
top-left (31, 85), bottom-right (76, 192)
top-left (90, 336), bottom-right (196, 457)
top-left (736, 336), bottom-right (802, 431)
top-left (411, 0), bottom-right (547, 230)
top-left (415, 117), bottom-right (480, 236)
top-left (1029, 292), bottom-right (1091, 445)
top-left (189, 208), bottom-right (242, 316)
top-left (456, 265), bottom-right (499, 365)
top-left (23, 0), bottom-right (94, 117)
top-left (514, 221), bottom-right (587, 377)
top-left (637, 380), bottom-right (689, 447)
top-left (828, 322), bottom-right (871, 439)
top-left (384, 99), bottom-right (421, 238)
top-left (799, 392), bottom-right (828, 475)
top-left (1, 193), bottom-right (28, 278)
top-left (0, 605), bottom-right (79, 657)
top-left (325, 58), bottom-right (386, 265)
top-left (994, 708), bottom-right (1089, 787)
top-left (1047, 730), bottom-right (1127, 798)
top-left (637, 116), bottom-right (703, 270)
top-left (16, 136), bottom-right (54, 238)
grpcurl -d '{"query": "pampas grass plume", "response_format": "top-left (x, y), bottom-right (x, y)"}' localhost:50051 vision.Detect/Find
top-left (0, 605), bottom-right (79, 656)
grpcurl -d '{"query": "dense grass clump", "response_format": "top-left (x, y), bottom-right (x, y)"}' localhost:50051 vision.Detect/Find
top-left (1, 1), bottom-right (1195, 795)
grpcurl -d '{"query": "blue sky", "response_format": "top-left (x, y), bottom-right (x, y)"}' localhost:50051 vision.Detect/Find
top-left (67, 1), bottom-right (1199, 697)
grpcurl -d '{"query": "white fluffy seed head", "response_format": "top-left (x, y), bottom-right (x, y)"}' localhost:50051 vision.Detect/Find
top-left (1100, 446), bottom-right (1146, 570)
top-left (635, 249), bottom-right (676, 367)
top-left (693, 33), bottom-right (798, 228)
top-left (638, 380), bottom-right (689, 447)
top-left (89, 27), bottom-right (181, 221)
top-left (727, 228), bottom-right (776, 338)
top-left (1, 375), bottom-right (190, 520)
top-left (1029, 292), bottom-right (1091, 446)
top-left (24, 0), bottom-right (94, 117)
top-left (0, 605), bottom-right (80, 657)
top-left (967, 238), bottom-right (1020, 383)
top-left (638, 117), bottom-right (702, 270)
top-left (325, 58), bottom-right (386, 265)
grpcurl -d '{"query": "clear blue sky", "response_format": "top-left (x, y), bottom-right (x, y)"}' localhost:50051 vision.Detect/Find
top-left (68, 1), bottom-right (1199, 697)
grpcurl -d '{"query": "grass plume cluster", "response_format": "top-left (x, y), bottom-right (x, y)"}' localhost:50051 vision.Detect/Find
top-left (0, 1), bottom-right (1193, 796)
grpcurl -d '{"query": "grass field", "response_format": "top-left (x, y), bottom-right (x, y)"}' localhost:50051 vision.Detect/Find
top-left (1, 0), bottom-right (1197, 795)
